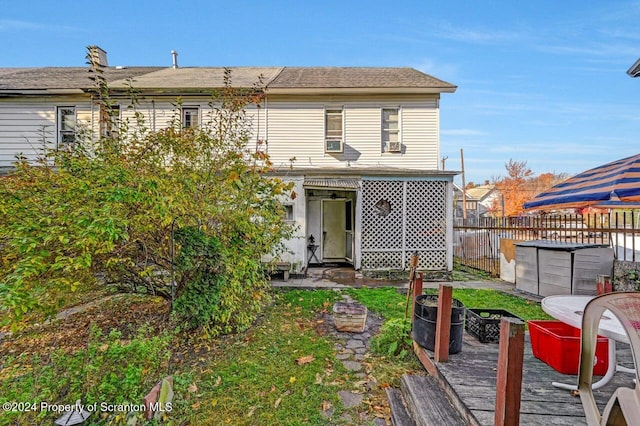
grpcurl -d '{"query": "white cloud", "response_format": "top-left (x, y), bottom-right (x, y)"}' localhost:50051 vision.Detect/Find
top-left (0, 19), bottom-right (43, 30)
top-left (0, 19), bottom-right (78, 32)
top-left (428, 20), bottom-right (526, 44)
top-left (441, 129), bottom-right (486, 136)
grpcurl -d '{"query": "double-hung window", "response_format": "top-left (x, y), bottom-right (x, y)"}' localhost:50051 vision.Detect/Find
top-left (325, 108), bottom-right (343, 153)
top-left (382, 108), bottom-right (400, 153)
top-left (182, 107), bottom-right (200, 128)
top-left (57, 106), bottom-right (76, 146)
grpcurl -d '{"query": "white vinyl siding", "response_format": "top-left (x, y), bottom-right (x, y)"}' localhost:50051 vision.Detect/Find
top-left (266, 104), bottom-right (325, 166)
top-left (0, 102), bottom-right (93, 166)
top-left (344, 106), bottom-right (379, 154)
top-left (0, 103), bottom-right (55, 166)
top-left (401, 105), bottom-right (439, 169)
top-left (0, 96), bottom-right (439, 170)
top-left (266, 99), bottom-right (439, 169)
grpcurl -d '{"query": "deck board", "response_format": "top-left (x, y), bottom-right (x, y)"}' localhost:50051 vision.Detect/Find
top-left (427, 333), bottom-right (635, 425)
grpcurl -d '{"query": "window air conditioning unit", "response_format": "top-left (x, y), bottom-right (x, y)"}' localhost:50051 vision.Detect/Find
top-left (325, 139), bottom-right (343, 153)
top-left (388, 141), bottom-right (401, 152)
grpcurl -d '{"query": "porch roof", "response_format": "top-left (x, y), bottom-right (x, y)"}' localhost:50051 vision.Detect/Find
top-left (303, 177), bottom-right (361, 190)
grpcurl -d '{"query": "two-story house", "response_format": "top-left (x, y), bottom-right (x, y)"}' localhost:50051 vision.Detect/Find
top-left (0, 47), bottom-right (457, 276)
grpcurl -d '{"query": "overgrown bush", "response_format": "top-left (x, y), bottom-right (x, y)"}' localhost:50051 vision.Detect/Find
top-left (0, 48), bottom-right (294, 333)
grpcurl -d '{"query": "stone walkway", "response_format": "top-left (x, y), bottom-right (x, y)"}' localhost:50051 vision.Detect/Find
top-left (321, 294), bottom-right (386, 425)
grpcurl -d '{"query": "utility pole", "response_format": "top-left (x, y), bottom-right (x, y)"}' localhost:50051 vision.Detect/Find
top-left (460, 149), bottom-right (467, 221)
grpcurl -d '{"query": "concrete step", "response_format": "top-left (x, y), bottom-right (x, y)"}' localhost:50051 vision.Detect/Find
top-left (400, 374), bottom-right (467, 426)
top-left (386, 387), bottom-right (416, 426)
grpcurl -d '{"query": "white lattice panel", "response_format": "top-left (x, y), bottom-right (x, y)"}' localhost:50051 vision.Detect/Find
top-left (405, 250), bottom-right (447, 270)
top-left (361, 251), bottom-right (404, 270)
top-left (361, 179), bottom-right (448, 271)
top-left (405, 181), bottom-right (447, 250)
top-left (361, 180), bottom-right (403, 250)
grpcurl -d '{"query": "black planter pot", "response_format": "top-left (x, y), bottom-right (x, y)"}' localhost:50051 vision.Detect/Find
top-left (412, 294), bottom-right (465, 354)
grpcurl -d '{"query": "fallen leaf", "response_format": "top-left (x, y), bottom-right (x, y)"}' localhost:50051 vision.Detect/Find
top-left (322, 401), bottom-right (332, 411)
top-left (191, 402), bottom-right (201, 409)
top-left (214, 376), bottom-right (222, 387)
top-left (211, 399), bottom-right (218, 407)
top-left (188, 383), bottom-right (198, 393)
top-left (295, 355), bottom-right (315, 365)
top-left (247, 405), bottom-right (257, 417)
top-left (274, 397), bottom-right (282, 408)
top-left (315, 373), bottom-right (323, 384)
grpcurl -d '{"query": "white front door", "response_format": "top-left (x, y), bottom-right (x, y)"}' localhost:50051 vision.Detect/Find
top-left (322, 200), bottom-right (346, 260)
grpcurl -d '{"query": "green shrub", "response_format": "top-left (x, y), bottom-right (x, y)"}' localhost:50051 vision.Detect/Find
top-left (0, 50), bottom-right (293, 332)
top-left (370, 318), bottom-right (413, 359)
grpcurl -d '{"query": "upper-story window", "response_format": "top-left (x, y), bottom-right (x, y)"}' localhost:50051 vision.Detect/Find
top-left (57, 106), bottom-right (76, 146)
top-left (182, 107), bottom-right (200, 128)
top-left (382, 108), bottom-right (400, 153)
top-left (325, 108), bottom-right (343, 153)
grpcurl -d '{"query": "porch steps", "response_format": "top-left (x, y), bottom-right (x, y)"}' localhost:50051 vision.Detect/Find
top-left (387, 374), bottom-right (466, 426)
top-left (385, 387), bottom-right (415, 426)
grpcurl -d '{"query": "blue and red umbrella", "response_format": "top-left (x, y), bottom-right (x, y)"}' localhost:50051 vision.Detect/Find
top-left (524, 153), bottom-right (640, 211)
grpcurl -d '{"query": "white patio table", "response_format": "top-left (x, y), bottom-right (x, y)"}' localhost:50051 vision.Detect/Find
top-left (541, 295), bottom-right (634, 390)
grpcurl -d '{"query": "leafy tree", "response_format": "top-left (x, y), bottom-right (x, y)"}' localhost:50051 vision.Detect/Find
top-left (0, 48), bottom-right (293, 333)
top-left (490, 159), bottom-right (567, 216)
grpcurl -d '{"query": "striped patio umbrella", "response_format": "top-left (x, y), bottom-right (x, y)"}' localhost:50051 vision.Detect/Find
top-left (523, 153), bottom-right (640, 211)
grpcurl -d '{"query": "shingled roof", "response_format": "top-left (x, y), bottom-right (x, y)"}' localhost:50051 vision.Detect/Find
top-left (0, 66), bottom-right (456, 95)
top-left (269, 67), bottom-right (456, 91)
top-left (108, 67), bottom-right (284, 90)
top-left (0, 67), bottom-right (163, 91)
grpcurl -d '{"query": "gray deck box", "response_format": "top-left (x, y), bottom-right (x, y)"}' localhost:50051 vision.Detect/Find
top-left (515, 241), bottom-right (614, 297)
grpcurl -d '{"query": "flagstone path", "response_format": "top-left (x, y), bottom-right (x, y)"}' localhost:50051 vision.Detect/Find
top-left (320, 294), bottom-right (387, 425)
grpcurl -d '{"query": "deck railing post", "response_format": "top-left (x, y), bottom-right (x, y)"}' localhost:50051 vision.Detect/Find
top-left (494, 317), bottom-right (525, 426)
top-left (411, 272), bottom-right (423, 324)
top-left (434, 284), bottom-right (453, 363)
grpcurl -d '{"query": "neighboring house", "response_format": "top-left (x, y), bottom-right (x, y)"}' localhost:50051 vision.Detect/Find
top-left (0, 47), bottom-right (458, 275)
top-left (453, 183), bottom-right (483, 225)
top-left (466, 181), bottom-right (501, 217)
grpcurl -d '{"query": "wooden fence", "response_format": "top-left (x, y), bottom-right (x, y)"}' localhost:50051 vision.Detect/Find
top-left (454, 213), bottom-right (640, 277)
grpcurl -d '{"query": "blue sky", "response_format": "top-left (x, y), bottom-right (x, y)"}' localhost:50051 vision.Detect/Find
top-left (2, 1), bottom-right (639, 185)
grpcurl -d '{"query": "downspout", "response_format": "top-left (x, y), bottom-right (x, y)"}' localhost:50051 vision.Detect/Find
top-left (90, 95), bottom-right (95, 143)
top-left (264, 95), bottom-right (269, 150)
top-left (152, 100), bottom-right (156, 132)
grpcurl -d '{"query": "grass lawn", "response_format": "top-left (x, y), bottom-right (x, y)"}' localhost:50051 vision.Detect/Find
top-left (0, 286), bottom-right (549, 425)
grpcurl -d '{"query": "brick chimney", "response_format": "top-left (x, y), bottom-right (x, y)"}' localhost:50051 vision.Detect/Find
top-left (88, 46), bottom-right (108, 67)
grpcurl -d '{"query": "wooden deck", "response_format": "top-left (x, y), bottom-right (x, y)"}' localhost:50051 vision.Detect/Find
top-left (420, 332), bottom-right (635, 425)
